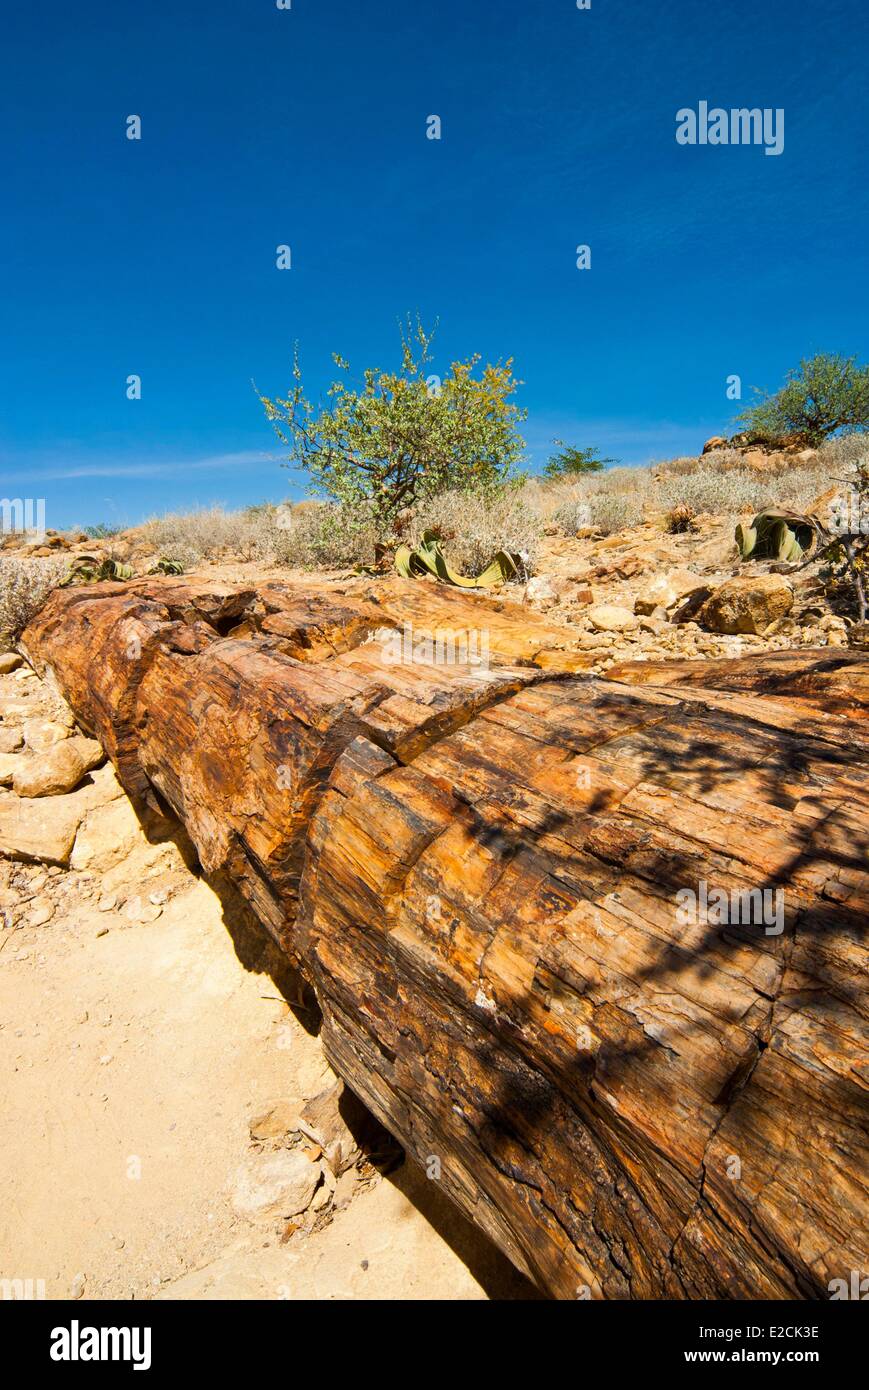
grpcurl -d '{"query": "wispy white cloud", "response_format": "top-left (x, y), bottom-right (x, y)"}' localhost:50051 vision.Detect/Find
top-left (0, 448), bottom-right (281, 485)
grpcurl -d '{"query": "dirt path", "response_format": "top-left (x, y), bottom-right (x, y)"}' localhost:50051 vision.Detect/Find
top-left (0, 866), bottom-right (533, 1300)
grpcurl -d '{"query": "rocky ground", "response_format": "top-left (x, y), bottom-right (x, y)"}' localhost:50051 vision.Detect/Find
top-left (523, 512), bottom-right (853, 668)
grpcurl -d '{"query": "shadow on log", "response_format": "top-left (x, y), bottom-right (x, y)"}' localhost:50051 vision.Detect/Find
top-left (22, 575), bottom-right (869, 1300)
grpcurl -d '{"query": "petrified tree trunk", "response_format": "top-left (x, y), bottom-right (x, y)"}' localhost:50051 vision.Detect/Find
top-left (22, 578), bottom-right (869, 1300)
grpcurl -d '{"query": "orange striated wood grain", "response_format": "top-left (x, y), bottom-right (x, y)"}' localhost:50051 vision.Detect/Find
top-left (22, 576), bottom-right (869, 1298)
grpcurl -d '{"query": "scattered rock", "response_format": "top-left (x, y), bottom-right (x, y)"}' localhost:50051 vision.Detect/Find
top-left (70, 1272), bottom-right (86, 1300)
top-left (231, 1150), bottom-right (320, 1221)
top-left (97, 895), bottom-right (117, 913)
top-left (22, 718), bottom-right (73, 753)
top-left (0, 795), bottom-right (86, 865)
top-left (12, 737), bottom-right (104, 799)
top-left (0, 727), bottom-right (23, 754)
top-left (298, 1080), bottom-right (372, 1177)
top-left (525, 575), bottom-right (558, 602)
top-left (634, 569), bottom-right (707, 616)
top-left (698, 575), bottom-right (794, 635)
top-left (310, 1181), bottom-right (332, 1211)
top-left (122, 896), bottom-right (162, 924)
top-left (0, 752), bottom-right (24, 787)
top-left (587, 604), bottom-right (638, 634)
top-left (0, 653), bottom-right (23, 674)
top-left (249, 1100), bottom-right (302, 1141)
top-left (332, 1166), bottom-right (362, 1210)
top-left (639, 613), bottom-right (668, 634)
top-left (70, 796), bottom-right (147, 873)
top-left (28, 899), bottom-right (54, 927)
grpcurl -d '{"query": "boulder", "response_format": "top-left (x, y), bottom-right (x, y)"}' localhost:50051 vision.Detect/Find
top-left (0, 794), bottom-right (85, 864)
top-left (587, 603), bottom-right (638, 633)
top-left (23, 718), bottom-right (72, 753)
top-left (699, 575), bottom-right (793, 635)
top-left (634, 569), bottom-right (707, 616)
top-left (742, 448), bottom-right (777, 470)
top-left (0, 653), bottom-right (23, 674)
top-left (12, 736), bottom-right (104, 798)
top-left (69, 794), bottom-right (147, 872)
top-left (701, 436), bottom-right (728, 453)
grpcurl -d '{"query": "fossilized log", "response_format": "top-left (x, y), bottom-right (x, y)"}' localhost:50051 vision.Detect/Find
top-left (22, 578), bottom-right (869, 1299)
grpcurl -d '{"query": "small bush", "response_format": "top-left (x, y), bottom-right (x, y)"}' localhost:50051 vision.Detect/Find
top-left (141, 506), bottom-right (277, 565)
top-left (550, 486), bottom-right (593, 534)
top-left (818, 432), bottom-right (869, 472)
top-left (84, 522), bottom-right (120, 540)
top-left (140, 501), bottom-right (388, 571)
top-left (588, 489), bottom-right (648, 534)
top-left (543, 443), bottom-right (616, 479)
top-left (537, 455), bottom-right (835, 535)
top-left (534, 469), bottom-right (650, 536)
top-left (270, 503), bottom-right (380, 570)
top-left (0, 556), bottom-right (68, 646)
top-left (653, 468), bottom-right (768, 515)
top-left (654, 448), bottom-right (784, 476)
top-left (650, 454), bottom-right (709, 476)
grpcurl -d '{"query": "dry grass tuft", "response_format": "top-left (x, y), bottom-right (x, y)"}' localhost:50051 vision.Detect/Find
top-left (412, 486), bottom-right (543, 575)
top-left (0, 556), bottom-right (69, 646)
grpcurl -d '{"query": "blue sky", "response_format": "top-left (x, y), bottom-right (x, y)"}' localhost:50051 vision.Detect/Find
top-left (1, 0), bottom-right (867, 529)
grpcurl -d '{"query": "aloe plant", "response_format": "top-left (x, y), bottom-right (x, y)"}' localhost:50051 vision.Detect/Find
top-left (60, 556), bottom-right (134, 587)
top-left (735, 510), bottom-right (816, 563)
top-left (393, 530), bottom-right (521, 587)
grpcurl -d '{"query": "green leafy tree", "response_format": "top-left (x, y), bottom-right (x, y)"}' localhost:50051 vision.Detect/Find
top-left (258, 319), bottom-right (527, 530)
top-left (543, 442), bottom-right (617, 479)
top-left (735, 352), bottom-right (869, 447)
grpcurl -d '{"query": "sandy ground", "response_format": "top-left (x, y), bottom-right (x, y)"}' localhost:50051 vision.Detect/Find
top-left (0, 842), bottom-right (534, 1301)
